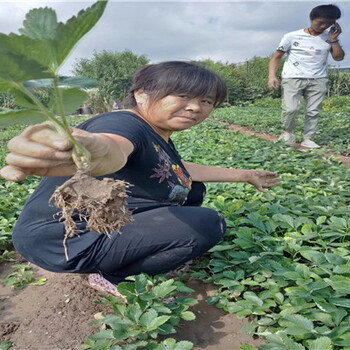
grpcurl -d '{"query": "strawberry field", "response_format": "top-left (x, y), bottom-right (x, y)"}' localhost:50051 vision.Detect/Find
top-left (1, 116), bottom-right (350, 349)
top-left (212, 107), bottom-right (350, 156)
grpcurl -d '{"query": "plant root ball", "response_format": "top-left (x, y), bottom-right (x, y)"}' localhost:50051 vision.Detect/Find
top-left (50, 171), bottom-right (133, 260)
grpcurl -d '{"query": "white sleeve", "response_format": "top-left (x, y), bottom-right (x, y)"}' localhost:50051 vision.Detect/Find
top-left (276, 33), bottom-right (292, 52)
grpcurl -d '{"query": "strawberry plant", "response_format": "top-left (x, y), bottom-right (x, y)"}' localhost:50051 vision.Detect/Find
top-left (0, 1), bottom-right (133, 260)
top-left (4, 264), bottom-right (46, 289)
top-left (173, 120), bottom-right (350, 349)
top-left (212, 107), bottom-right (350, 155)
top-left (80, 274), bottom-right (196, 349)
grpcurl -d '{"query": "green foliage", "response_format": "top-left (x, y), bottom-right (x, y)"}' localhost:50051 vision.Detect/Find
top-left (4, 264), bottom-right (47, 289)
top-left (211, 107), bottom-right (350, 155)
top-left (172, 120), bottom-right (350, 349)
top-left (199, 59), bottom-right (245, 105)
top-left (0, 1), bottom-right (107, 127)
top-left (73, 50), bottom-right (149, 103)
top-left (0, 341), bottom-right (12, 350)
top-left (322, 96), bottom-right (350, 112)
top-left (80, 274), bottom-right (196, 349)
top-left (0, 1), bottom-right (107, 172)
top-left (251, 97), bottom-right (281, 109)
top-left (328, 69), bottom-right (350, 97)
top-left (85, 89), bottom-right (113, 114)
top-left (199, 56), bottom-right (282, 106)
top-left (0, 93), bottom-right (16, 109)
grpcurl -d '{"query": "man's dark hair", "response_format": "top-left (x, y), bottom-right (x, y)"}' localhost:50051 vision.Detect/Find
top-left (124, 61), bottom-right (227, 108)
top-left (310, 4), bottom-right (341, 20)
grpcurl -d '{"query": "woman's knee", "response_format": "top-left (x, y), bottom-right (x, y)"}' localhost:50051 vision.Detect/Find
top-left (191, 208), bottom-right (226, 249)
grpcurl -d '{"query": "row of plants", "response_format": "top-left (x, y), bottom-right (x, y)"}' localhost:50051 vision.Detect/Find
top-left (211, 106), bottom-right (350, 155)
top-left (80, 274), bottom-right (197, 350)
top-left (252, 95), bottom-right (350, 113)
top-left (172, 120), bottom-right (350, 349)
top-left (2, 117), bottom-right (350, 349)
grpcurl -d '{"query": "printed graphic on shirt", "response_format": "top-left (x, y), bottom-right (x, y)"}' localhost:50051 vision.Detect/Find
top-left (278, 29), bottom-right (331, 78)
top-left (150, 143), bottom-right (192, 204)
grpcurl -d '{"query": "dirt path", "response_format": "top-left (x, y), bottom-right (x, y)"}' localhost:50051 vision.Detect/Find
top-left (0, 260), bottom-right (262, 350)
top-left (225, 123), bottom-right (350, 168)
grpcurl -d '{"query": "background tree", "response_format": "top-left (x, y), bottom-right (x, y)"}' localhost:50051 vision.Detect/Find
top-left (198, 59), bottom-right (245, 106)
top-left (73, 49), bottom-right (149, 110)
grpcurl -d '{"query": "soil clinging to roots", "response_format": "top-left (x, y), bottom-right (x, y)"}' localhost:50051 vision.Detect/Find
top-left (50, 171), bottom-right (133, 260)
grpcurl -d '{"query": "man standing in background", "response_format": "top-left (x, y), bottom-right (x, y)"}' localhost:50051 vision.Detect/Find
top-left (268, 4), bottom-right (345, 149)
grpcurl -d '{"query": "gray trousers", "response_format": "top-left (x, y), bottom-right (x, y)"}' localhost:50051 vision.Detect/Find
top-left (281, 78), bottom-right (329, 139)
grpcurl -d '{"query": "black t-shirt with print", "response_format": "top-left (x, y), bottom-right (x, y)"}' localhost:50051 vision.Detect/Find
top-left (12, 111), bottom-right (199, 270)
top-left (80, 110), bottom-right (193, 210)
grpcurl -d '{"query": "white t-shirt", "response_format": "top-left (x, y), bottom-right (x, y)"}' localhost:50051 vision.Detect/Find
top-left (277, 29), bottom-right (331, 78)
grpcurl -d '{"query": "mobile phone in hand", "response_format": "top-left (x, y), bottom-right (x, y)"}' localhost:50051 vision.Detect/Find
top-left (331, 23), bottom-right (339, 33)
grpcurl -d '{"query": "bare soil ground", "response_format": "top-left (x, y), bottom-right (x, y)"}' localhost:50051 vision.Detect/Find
top-left (0, 258), bottom-right (262, 350)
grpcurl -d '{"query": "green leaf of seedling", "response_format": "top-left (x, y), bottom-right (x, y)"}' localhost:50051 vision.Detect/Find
top-left (172, 340), bottom-right (194, 350)
top-left (17, 1), bottom-right (108, 71)
top-left (329, 297), bottom-right (350, 308)
top-left (125, 304), bottom-right (143, 323)
top-left (243, 291), bottom-right (264, 306)
top-left (299, 249), bottom-right (327, 265)
top-left (19, 7), bottom-right (61, 40)
top-left (140, 309), bottom-right (158, 328)
top-left (324, 275), bottom-right (350, 294)
top-left (264, 332), bottom-right (306, 350)
top-left (208, 244), bottom-right (236, 252)
top-left (88, 329), bottom-right (114, 341)
top-left (284, 314), bottom-right (314, 332)
top-left (0, 35), bottom-right (54, 85)
top-left (59, 76), bottom-right (100, 88)
top-left (0, 341), bottom-right (13, 350)
top-left (48, 87), bottom-right (88, 115)
top-left (10, 88), bottom-right (40, 109)
top-left (151, 279), bottom-right (177, 298)
top-left (173, 281), bottom-right (195, 293)
top-left (307, 336), bottom-right (333, 350)
top-left (241, 345), bottom-right (259, 350)
top-left (316, 216), bottom-right (327, 225)
top-left (180, 311), bottom-right (196, 321)
top-left (332, 307), bottom-right (348, 326)
top-left (24, 76), bottom-right (99, 89)
top-left (150, 315), bottom-right (171, 328)
top-left (55, 1), bottom-right (108, 68)
top-left (116, 282), bottom-right (136, 298)
top-left (0, 109), bottom-right (49, 127)
top-left (157, 338), bottom-right (193, 350)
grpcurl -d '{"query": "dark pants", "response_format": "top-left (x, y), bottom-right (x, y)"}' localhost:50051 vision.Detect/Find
top-left (95, 205), bottom-right (226, 283)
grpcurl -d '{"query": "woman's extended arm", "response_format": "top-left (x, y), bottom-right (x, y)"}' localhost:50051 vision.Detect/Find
top-left (183, 161), bottom-right (281, 193)
top-left (0, 123), bottom-right (134, 181)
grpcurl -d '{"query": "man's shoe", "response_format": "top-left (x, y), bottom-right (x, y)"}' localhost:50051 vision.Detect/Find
top-left (300, 140), bottom-right (321, 149)
top-left (278, 132), bottom-right (296, 145)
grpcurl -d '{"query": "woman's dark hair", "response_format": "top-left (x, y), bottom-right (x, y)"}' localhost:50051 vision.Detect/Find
top-left (310, 4), bottom-right (341, 20)
top-left (123, 61), bottom-right (227, 108)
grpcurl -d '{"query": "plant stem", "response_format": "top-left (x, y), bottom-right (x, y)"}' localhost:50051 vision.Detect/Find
top-left (53, 76), bottom-right (91, 172)
top-left (17, 83), bottom-right (66, 130)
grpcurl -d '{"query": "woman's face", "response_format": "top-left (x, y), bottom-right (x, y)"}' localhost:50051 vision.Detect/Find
top-left (135, 91), bottom-right (215, 140)
top-left (310, 17), bottom-right (336, 33)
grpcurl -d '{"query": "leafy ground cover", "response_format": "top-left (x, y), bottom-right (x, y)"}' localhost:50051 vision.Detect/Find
top-left (1, 117), bottom-right (350, 349)
top-left (173, 120), bottom-right (350, 349)
top-left (212, 107), bottom-right (350, 156)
